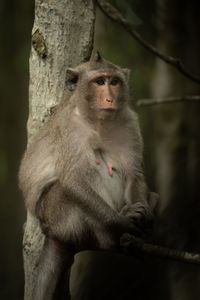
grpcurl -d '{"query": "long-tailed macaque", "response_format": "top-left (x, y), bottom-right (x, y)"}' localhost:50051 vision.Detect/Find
top-left (19, 52), bottom-right (157, 300)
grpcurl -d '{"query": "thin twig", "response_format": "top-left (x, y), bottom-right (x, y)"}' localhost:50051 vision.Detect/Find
top-left (137, 95), bottom-right (200, 106)
top-left (120, 233), bottom-right (200, 265)
top-left (97, 0), bottom-right (200, 85)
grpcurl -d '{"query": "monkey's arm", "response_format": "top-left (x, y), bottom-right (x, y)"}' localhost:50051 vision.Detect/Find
top-left (122, 171), bottom-right (158, 229)
top-left (60, 168), bottom-right (141, 237)
top-left (115, 108), bottom-right (155, 225)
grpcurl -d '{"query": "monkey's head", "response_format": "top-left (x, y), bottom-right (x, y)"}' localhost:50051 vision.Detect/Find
top-left (65, 52), bottom-right (130, 120)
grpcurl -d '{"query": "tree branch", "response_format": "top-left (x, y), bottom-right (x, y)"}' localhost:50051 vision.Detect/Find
top-left (137, 95), bottom-right (200, 106)
top-left (97, 0), bottom-right (200, 85)
top-left (120, 233), bottom-right (200, 266)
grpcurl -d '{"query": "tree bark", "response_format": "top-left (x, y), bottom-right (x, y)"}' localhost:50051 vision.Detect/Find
top-left (22, 1), bottom-right (95, 299)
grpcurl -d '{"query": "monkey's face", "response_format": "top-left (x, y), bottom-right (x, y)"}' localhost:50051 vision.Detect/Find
top-left (85, 71), bottom-right (126, 120)
top-left (65, 54), bottom-right (130, 120)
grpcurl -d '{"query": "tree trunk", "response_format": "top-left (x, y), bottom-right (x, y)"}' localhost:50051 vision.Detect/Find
top-left (22, 1), bottom-right (95, 299)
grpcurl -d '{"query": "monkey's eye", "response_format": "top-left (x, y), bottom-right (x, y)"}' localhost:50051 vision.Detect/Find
top-left (110, 78), bottom-right (119, 86)
top-left (94, 77), bottom-right (106, 85)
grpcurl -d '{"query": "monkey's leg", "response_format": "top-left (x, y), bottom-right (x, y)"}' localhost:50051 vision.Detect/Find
top-left (53, 248), bottom-right (72, 300)
top-left (33, 237), bottom-right (74, 300)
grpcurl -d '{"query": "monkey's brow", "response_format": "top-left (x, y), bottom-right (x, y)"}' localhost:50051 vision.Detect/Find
top-left (88, 72), bottom-right (121, 81)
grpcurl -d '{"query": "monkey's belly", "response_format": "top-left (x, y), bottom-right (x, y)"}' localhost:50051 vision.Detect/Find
top-left (92, 160), bottom-right (126, 211)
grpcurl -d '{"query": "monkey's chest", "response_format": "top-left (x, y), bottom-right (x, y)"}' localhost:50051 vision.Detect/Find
top-left (89, 152), bottom-right (126, 211)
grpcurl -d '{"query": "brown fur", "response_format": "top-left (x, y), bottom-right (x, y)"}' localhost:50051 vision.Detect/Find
top-left (19, 53), bottom-right (156, 300)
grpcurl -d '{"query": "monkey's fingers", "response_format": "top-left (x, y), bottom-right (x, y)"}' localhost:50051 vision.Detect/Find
top-left (120, 203), bottom-right (154, 235)
top-left (126, 222), bottom-right (145, 237)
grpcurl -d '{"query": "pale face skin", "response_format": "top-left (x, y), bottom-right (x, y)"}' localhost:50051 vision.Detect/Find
top-left (89, 72), bottom-right (121, 109)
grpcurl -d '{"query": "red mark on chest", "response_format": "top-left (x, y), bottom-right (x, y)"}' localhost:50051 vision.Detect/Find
top-left (96, 158), bottom-right (101, 165)
top-left (107, 162), bottom-right (113, 177)
top-left (96, 157), bottom-right (114, 177)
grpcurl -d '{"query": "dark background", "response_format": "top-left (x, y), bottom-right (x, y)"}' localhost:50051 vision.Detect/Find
top-left (1, 0), bottom-right (200, 299)
top-left (0, 1), bottom-right (34, 298)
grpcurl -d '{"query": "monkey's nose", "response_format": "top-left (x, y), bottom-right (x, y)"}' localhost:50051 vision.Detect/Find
top-left (106, 98), bottom-right (113, 103)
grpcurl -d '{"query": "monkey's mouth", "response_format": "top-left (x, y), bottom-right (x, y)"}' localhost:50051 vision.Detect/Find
top-left (100, 108), bottom-right (116, 112)
top-left (97, 108), bottom-right (117, 119)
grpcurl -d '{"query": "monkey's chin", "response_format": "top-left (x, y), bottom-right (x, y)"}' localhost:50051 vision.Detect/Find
top-left (98, 108), bottom-right (116, 120)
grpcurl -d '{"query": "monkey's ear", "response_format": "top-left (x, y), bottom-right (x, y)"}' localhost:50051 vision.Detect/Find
top-left (65, 69), bottom-right (79, 91)
top-left (123, 68), bottom-right (131, 81)
top-left (94, 51), bottom-right (102, 62)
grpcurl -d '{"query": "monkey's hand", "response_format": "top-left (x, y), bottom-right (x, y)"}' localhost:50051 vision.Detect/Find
top-left (120, 202), bottom-right (153, 230)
